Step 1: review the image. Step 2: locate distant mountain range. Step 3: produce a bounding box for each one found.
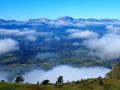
[1,16,120,25]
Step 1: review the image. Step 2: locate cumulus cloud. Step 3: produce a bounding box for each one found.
[66,29,120,60]
[67,30,99,39]
[106,25,120,31]
[0,29,20,35]
[83,32,120,60]
[0,29,48,36]
[0,29,50,42]
[0,38,19,54]
[25,35,37,42]
[15,30,38,36]
[66,29,81,33]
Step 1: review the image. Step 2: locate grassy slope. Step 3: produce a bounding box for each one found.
[1,79,120,90]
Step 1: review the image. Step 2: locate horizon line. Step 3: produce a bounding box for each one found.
[1,16,120,21]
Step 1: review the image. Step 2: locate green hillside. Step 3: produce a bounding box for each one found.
[106,62,120,79]
[1,79,120,90]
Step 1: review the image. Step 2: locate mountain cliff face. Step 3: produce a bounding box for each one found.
[0,16,120,25]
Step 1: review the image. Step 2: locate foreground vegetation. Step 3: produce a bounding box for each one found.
[1,78,120,90]
[1,62,120,90]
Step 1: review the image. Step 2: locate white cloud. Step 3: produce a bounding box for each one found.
[0,29,49,37]
[0,29,50,41]
[72,42,80,46]
[0,29,20,36]
[15,30,37,36]
[66,29,81,33]
[0,38,19,54]
[66,29,120,60]
[25,35,37,42]
[0,71,9,81]
[54,37,61,41]
[23,65,110,83]
[36,52,58,60]
[106,25,120,31]
[68,30,99,39]
[83,32,120,60]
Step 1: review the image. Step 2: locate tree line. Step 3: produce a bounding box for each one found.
[0,73,104,86]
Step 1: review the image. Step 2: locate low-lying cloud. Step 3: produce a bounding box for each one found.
[0,38,19,54]
[0,29,50,42]
[25,35,37,42]
[66,28,120,60]
[36,52,59,60]
[0,29,48,36]
[106,25,120,31]
[72,42,80,46]
[66,29,81,33]
[0,71,9,81]
[0,66,110,84]
[83,30,120,60]
[23,65,110,84]
[67,29,99,39]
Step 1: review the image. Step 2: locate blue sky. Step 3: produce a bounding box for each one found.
[0,0,120,20]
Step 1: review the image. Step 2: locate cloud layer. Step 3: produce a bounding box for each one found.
[23,65,110,83]
[1,27,120,60]
[0,38,19,54]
